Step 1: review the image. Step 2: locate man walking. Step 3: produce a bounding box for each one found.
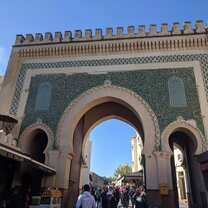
[76,184,96,208]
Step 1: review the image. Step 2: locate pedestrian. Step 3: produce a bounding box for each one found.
[134,186,147,208]
[91,186,98,202]
[99,186,107,208]
[121,186,129,208]
[104,190,117,208]
[76,184,96,208]
[95,187,101,208]
[129,186,136,208]
[114,186,120,206]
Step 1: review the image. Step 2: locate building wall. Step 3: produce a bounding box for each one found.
[1,21,208,207]
[131,135,143,172]
[131,136,138,172]
[91,172,104,187]
[174,147,188,202]
[16,67,203,140]
[0,76,4,91]
[81,138,92,186]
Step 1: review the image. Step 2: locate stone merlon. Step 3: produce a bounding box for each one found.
[14,20,208,46]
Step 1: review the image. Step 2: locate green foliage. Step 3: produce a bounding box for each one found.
[114,163,132,178]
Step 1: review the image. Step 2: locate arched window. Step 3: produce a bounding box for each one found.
[35,82,52,110]
[168,77,187,107]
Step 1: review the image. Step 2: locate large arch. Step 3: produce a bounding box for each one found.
[55,84,163,207]
[56,84,160,156]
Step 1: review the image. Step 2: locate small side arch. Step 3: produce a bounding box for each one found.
[161,117,207,155]
[18,120,54,164]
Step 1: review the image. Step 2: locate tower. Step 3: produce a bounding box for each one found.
[131,135,143,172]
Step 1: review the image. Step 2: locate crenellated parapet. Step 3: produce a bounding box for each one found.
[15,21,207,46]
[14,21,208,57]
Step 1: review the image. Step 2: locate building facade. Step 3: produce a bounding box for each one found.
[0,21,208,207]
[90,172,105,187]
[80,137,92,187]
[0,76,4,90]
[174,147,188,204]
[131,135,143,172]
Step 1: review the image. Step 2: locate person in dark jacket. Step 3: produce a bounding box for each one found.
[100,186,107,208]
[134,186,147,208]
[121,187,129,208]
[114,186,120,205]
[104,191,117,208]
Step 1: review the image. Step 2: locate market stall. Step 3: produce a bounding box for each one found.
[29,188,62,208]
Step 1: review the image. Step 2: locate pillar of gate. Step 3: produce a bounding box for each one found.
[50,146,73,208]
[144,151,175,208]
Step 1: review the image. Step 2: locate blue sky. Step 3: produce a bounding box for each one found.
[90,119,136,177]
[0,0,207,177]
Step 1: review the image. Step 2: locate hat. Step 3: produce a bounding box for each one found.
[106,191,113,195]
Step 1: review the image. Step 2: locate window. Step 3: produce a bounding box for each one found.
[168,77,187,107]
[35,82,52,110]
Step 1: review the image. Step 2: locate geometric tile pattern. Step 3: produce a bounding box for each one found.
[19,66,203,145]
[10,53,208,116]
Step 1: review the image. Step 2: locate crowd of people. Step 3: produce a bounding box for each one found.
[76,184,147,208]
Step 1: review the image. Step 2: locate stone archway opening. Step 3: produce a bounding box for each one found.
[67,100,145,207]
[81,118,144,188]
[169,130,198,208]
[29,130,48,163]
[56,85,159,208]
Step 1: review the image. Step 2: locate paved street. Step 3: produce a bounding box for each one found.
[115,200,188,208]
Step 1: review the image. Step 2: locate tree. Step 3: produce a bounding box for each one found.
[114,163,132,178]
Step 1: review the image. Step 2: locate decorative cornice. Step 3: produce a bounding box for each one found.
[161,117,208,153]
[15,21,208,58]
[56,84,161,151]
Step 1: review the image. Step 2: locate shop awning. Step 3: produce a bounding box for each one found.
[116,171,143,183]
[0,144,56,175]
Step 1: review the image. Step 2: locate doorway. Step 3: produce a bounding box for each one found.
[169,131,197,208]
[81,119,143,187]
[67,101,145,207]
